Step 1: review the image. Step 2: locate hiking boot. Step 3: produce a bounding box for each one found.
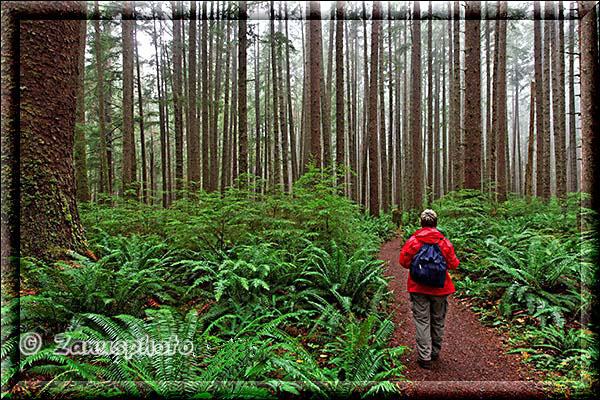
[417,359,432,369]
[431,353,439,361]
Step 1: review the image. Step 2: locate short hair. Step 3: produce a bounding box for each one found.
[420,209,438,227]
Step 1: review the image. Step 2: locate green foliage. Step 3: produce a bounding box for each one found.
[9,170,405,398]
[300,241,390,314]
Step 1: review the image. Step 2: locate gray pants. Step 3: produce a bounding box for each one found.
[409,292,449,362]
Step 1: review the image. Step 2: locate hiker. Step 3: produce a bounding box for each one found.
[398,209,459,369]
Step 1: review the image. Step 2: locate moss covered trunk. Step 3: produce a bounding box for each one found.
[17,2,88,261]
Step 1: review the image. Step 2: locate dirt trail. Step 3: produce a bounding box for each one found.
[381,236,552,399]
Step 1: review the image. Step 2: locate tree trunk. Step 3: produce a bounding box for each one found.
[451,0,461,191]
[368,1,382,217]
[221,22,232,193]
[8,2,89,260]
[322,9,335,171]
[335,1,345,187]
[379,24,388,213]
[171,1,183,199]
[270,2,281,188]
[525,81,536,197]
[387,4,394,207]
[187,1,200,188]
[134,21,148,203]
[553,1,567,198]
[75,16,90,202]
[308,1,322,170]
[350,21,358,201]
[201,1,209,190]
[433,33,441,199]
[463,2,482,191]
[285,3,298,184]
[579,1,599,211]
[211,12,224,192]
[122,1,135,198]
[410,1,423,209]
[485,1,492,190]
[426,1,433,203]
[152,16,168,207]
[278,15,290,192]
[568,4,578,192]
[394,14,403,208]
[361,2,369,207]
[238,0,248,185]
[442,17,448,196]
[94,2,110,195]
[533,1,544,197]
[254,24,261,186]
[494,1,508,201]
[403,16,411,207]
[540,1,552,199]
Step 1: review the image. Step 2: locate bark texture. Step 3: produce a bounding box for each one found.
[464,2,482,190]
[13,2,89,260]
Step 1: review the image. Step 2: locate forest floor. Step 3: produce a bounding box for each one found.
[380,236,558,399]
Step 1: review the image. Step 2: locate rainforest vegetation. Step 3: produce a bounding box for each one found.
[1,1,598,398]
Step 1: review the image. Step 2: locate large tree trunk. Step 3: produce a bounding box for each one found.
[254,25,261,187]
[394,15,403,208]
[4,2,89,261]
[368,1,382,216]
[75,16,90,203]
[122,1,135,198]
[578,1,599,212]
[485,2,492,190]
[494,1,508,201]
[211,11,224,192]
[568,4,578,193]
[361,2,369,207]
[270,2,281,188]
[277,16,290,192]
[525,81,536,197]
[187,1,200,188]
[221,22,232,193]
[94,2,110,196]
[171,1,183,199]
[335,1,345,187]
[464,1,482,190]
[378,24,388,213]
[433,35,441,200]
[134,21,148,203]
[533,1,544,197]
[322,10,334,171]
[387,4,394,207]
[426,1,433,203]
[540,1,552,199]
[411,1,423,210]
[308,1,322,170]
[553,1,567,198]
[284,3,298,184]
[237,0,248,185]
[403,16,411,206]
[451,0,461,191]
[152,16,168,207]
[201,1,209,190]
[442,17,448,196]
[350,21,359,201]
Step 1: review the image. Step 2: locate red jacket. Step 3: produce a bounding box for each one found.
[398,227,460,295]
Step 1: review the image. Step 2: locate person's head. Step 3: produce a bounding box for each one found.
[420,209,438,228]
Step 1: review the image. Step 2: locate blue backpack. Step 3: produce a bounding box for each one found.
[409,241,447,288]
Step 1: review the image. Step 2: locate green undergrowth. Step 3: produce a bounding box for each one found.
[400,190,598,397]
[3,168,406,399]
